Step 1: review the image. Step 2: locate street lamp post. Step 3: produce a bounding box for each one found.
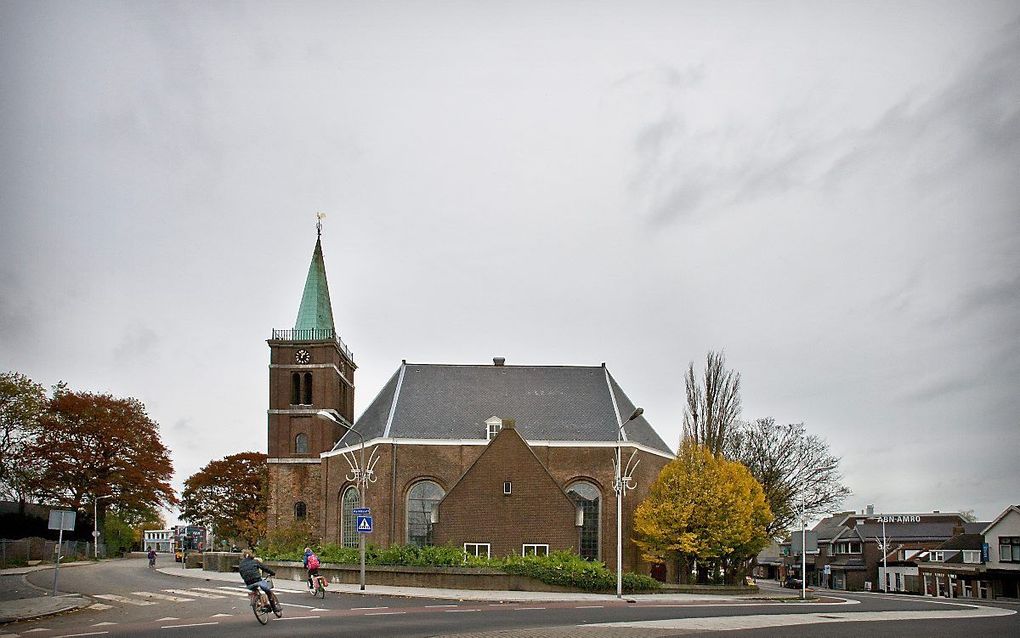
[615,407,644,599]
[317,410,371,591]
[93,495,112,559]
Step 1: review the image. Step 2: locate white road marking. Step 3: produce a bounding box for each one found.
[190,587,247,597]
[591,604,1017,632]
[131,592,193,602]
[310,608,329,612]
[365,611,406,616]
[89,623,116,627]
[154,618,178,622]
[53,633,108,638]
[159,622,219,629]
[281,602,317,610]
[210,614,232,618]
[24,630,51,634]
[515,607,547,611]
[352,606,388,610]
[425,604,458,608]
[92,594,156,606]
[444,609,480,613]
[163,589,223,599]
[276,616,321,621]
[576,605,604,609]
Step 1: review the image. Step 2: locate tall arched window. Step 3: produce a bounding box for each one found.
[406,480,445,547]
[340,486,361,548]
[567,481,601,560]
[295,433,308,454]
[302,372,313,405]
[294,501,307,519]
[291,373,301,405]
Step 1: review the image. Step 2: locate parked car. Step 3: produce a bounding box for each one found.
[784,576,803,589]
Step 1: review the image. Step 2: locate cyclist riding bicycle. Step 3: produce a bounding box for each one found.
[147,549,157,568]
[238,550,281,612]
[303,546,321,592]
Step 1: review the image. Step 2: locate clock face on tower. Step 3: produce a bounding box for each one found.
[295,349,311,364]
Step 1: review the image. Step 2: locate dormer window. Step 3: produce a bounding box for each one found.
[485,416,502,440]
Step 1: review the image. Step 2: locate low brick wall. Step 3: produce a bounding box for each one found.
[201,553,571,591]
[198,552,755,594]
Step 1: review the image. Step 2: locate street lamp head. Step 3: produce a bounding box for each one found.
[316,409,340,424]
[627,407,644,422]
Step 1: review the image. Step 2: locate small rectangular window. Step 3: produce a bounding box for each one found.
[487,422,501,440]
[503,481,512,495]
[464,543,490,559]
[522,544,549,556]
[962,550,981,564]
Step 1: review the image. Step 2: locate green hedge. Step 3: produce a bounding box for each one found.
[258,543,659,593]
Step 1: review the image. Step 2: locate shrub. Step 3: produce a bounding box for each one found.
[255,541,659,593]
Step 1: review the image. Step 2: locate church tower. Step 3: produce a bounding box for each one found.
[266,220,355,537]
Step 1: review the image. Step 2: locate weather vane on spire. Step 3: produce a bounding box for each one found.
[316,211,326,237]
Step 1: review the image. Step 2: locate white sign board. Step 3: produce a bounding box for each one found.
[48,510,76,531]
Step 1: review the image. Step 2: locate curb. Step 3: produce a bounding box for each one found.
[0,595,90,625]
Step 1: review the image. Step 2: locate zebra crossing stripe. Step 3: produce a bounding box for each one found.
[163,589,225,599]
[131,591,194,602]
[190,587,249,597]
[89,603,113,610]
[93,594,157,606]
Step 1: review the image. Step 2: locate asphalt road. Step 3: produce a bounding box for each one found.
[1,557,1016,637]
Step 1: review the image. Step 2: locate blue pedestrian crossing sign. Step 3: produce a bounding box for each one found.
[356,515,373,533]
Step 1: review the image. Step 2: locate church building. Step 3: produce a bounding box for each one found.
[266,228,675,574]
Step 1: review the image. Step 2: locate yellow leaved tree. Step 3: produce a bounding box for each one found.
[634,441,771,584]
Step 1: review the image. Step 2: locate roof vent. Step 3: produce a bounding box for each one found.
[493,357,505,366]
[866,504,874,516]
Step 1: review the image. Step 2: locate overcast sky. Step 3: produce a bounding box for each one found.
[2,1,1017,524]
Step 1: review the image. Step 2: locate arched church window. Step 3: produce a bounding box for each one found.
[291,373,301,405]
[295,433,308,454]
[567,481,601,560]
[406,480,445,547]
[340,486,361,548]
[294,501,307,519]
[303,372,313,405]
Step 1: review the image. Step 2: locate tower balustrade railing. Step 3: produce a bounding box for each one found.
[270,328,353,360]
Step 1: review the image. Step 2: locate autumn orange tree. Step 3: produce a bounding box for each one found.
[181,452,267,548]
[28,386,177,523]
[634,441,771,584]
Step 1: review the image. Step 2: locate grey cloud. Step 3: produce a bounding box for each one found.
[631,19,1020,226]
[113,326,160,363]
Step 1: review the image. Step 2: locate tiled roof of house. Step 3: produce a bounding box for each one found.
[343,362,673,455]
[936,533,984,551]
[853,521,966,541]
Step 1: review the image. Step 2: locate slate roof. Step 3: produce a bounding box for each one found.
[342,362,673,455]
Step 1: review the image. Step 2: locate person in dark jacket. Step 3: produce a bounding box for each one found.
[238,550,280,612]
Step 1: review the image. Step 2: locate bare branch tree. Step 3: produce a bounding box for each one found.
[682,351,741,455]
[726,417,851,539]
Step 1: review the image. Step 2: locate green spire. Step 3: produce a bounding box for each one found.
[294,231,336,333]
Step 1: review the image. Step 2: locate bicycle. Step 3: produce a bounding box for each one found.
[248,579,283,625]
[309,573,327,599]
